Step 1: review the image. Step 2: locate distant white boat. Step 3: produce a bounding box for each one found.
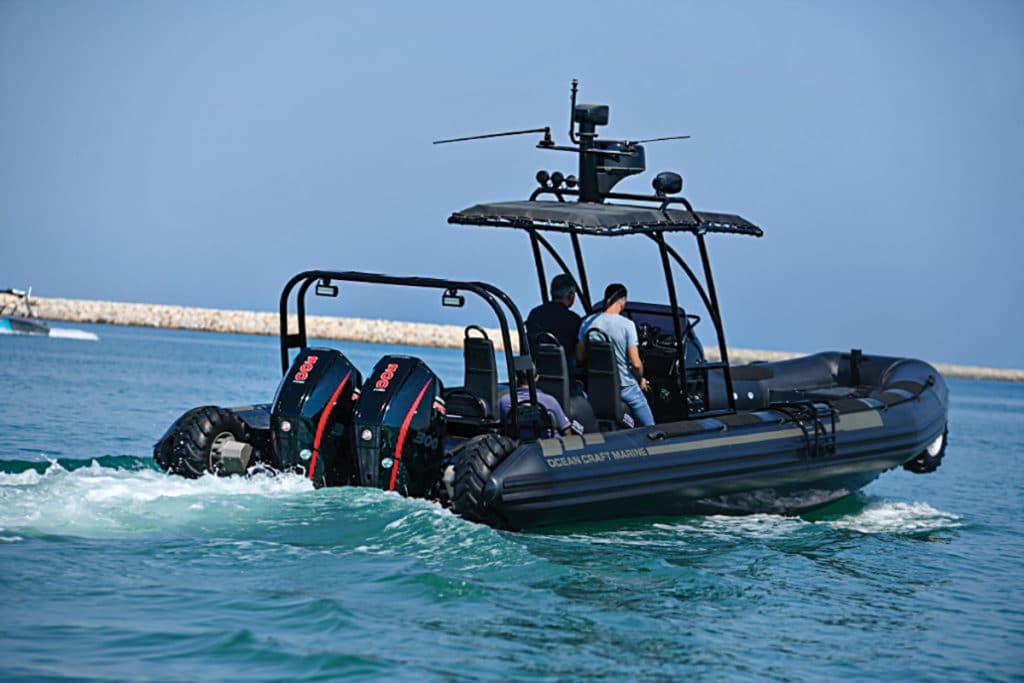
[1,287,98,341]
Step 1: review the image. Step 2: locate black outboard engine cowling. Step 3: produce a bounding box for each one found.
[271,348,362,487]
[352,355,446,497]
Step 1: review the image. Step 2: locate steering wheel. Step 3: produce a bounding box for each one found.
[651,314,701,350]
[637,322,660,348]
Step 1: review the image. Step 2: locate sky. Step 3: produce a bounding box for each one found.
[1,0,1022,368]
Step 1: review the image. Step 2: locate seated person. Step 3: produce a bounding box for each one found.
[577,283,655,427]
[526,273,584,394]
[499,368,573,441]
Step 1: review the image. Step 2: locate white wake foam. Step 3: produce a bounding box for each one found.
[0,468,46,486]
[819,500,962,534]
[0,460,312,538]
[0,459,963,541]
[652,513,810,540]
[649,500,961,539]
[47,327,100,341]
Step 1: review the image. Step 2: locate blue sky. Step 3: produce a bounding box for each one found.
[1,1,1022,368]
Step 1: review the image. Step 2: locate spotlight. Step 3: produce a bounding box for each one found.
[652,172,683,196]
[316,278,338,297]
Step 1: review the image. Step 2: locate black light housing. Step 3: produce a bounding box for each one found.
[442,289,465,308]
[315,278,339,297]
[536,170,550,186]
[652,171,683,196]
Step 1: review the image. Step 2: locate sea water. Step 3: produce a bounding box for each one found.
[1,325,1021,681]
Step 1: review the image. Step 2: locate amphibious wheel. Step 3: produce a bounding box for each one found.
[451,433,516,527]
[903,427,948,474]
[153,405,251,478]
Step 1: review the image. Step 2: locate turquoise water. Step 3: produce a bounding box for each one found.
[1,325,1021,681]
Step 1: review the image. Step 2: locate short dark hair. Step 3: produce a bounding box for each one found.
[551,273,576,299]
[515,368,533,386]
[603,283,627,307]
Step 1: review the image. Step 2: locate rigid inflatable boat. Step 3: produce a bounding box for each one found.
[1,288,99,340]
[1,288,50,336]
[154,83,949,530]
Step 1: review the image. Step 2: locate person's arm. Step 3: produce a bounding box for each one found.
[552,402,572,436]
[576,314,592,364]
[536,393,573,436]
[625,320,649,392]
[627,345,649,392]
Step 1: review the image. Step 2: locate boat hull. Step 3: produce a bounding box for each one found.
[0,316,50,336]
[480,355,949,529]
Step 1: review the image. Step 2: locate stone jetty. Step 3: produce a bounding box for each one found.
[7,293,1022,383]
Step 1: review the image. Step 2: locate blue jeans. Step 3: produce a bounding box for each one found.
[621,383,655,427]
[570,381,588,399]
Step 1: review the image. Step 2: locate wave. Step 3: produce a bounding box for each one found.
[0,458,314,539]
[814,499,963,534]
[646,496,963,539]
[0,454,157,475]
[0,456,962,544]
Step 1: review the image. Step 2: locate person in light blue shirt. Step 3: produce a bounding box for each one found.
[576,283,655,426]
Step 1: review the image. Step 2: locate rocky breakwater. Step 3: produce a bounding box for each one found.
[9,293,1023,382]
[17,294,508,350]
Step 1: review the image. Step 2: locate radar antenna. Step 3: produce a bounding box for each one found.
[433,127,554,147]
[629,134,692,144]
[433,80,694,203]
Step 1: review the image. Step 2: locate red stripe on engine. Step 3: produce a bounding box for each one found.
[309,369,353,482]
[388,378,433,492]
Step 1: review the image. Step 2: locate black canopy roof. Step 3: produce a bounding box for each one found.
[449,200,763,237]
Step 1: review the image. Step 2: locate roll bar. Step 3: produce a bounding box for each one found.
[440,81,762,417]
[278,270,538,432]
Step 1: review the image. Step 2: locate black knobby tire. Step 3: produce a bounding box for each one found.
[451,433,516,526]
[153,405,247,478]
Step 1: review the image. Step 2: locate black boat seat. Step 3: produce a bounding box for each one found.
[502,400,558,441]
[444,388,489,420]
[462,325,499,419]
[535,333,570,406]
[585,328,634,431]
[535,333,596,433]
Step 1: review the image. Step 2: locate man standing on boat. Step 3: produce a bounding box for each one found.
[576,283,654,426]
[526,273,583,392]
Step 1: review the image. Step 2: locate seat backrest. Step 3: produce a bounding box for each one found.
[463,326,499,419]
[534,332,571,410]
[585,328,624,425]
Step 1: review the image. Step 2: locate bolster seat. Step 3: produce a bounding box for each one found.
[585,329,632,431]
[535,333,596,433]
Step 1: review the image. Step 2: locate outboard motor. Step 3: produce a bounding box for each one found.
[271,348,362,487]
[352,355,446,497]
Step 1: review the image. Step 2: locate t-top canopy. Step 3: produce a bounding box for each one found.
[449,200,763,237]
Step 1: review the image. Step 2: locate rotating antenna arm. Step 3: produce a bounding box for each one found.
[433,127,553,146]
